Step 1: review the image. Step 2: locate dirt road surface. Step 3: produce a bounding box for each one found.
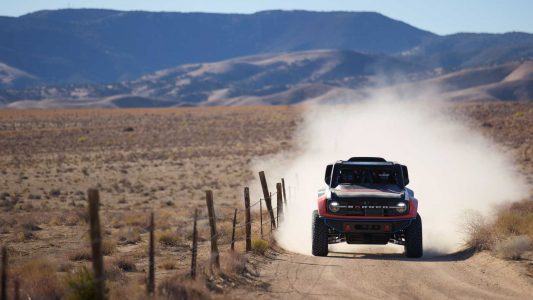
[230,245,533,299]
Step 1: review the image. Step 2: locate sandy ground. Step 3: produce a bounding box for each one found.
[232,248,533,299]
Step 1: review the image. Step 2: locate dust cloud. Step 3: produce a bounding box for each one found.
[252,87,529,255]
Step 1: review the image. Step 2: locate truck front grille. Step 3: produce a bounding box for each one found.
[329,197,407,216]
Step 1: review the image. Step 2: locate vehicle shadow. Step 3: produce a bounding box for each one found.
[327,248,475,262]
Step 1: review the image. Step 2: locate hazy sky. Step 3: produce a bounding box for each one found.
[1,0,532,35]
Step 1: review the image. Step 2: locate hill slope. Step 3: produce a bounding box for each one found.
[1,49,423,107]
[4,50,532,108]
[0,9,434,85]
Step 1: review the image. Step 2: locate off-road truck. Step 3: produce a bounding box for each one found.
[312,157,423,258]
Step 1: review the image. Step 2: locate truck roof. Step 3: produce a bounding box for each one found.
[334,157,395,166]
[335,161,395,166]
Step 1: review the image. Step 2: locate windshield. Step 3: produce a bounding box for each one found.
[331,164,401,188]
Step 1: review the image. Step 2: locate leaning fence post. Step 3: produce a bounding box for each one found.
[147,211,155,296]
[88,189,105,300]
[205,190,220,272]
[259,171,276,229]
[276,183,283,224]
[244,187,252,252]
[281,178,287,206]
[1,246,7,300]
[190,209,198,279]
[231,208,237,251]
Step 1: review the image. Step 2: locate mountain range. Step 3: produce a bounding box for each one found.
[0,9,532,107]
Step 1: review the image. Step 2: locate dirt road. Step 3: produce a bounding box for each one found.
[231,245,533,299]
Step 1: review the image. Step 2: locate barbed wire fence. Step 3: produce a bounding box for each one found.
[0,170,289,298]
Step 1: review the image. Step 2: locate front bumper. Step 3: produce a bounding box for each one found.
[323,217,414,245]
[323,217,413,234]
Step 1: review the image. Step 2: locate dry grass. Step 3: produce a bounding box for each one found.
[1,106,297,298]
[465,198,533,258]
[222,251,248,275]
[158,229,185,247]
[492,199,533,240]
[251,239,269,254]
[158,275,210,300]
[117,227,142,245]
[464,211,493,251]
[493,235,532,260]
[113,256,137,272]
[13,259,65,300]
[68,248,92,261]
[66,266,96,300]
[101,239,117,256]
[0,103,531,297]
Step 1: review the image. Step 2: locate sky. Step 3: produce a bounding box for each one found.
[1,0,532,35]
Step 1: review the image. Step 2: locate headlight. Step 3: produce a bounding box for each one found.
[328,201,340,213]
[396,202,407,213]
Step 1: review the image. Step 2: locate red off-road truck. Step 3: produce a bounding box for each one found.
[312,157,423,258]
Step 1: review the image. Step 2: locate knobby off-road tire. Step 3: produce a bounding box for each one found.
[312,210,328,256]
[404,213,423,258]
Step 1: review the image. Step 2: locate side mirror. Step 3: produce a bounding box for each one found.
[401,165,409,186]
[324,164,333,185]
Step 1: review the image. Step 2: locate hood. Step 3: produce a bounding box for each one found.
[331,184,403,199]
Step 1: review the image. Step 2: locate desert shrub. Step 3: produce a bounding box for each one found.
[514,111,525,118]
[69,249,91,261]
[14,259,65,300]
[160,259,177,270]
[493,235,532,260]
[252,239,269,254]
[66,267,97,300]
[464,211,493,251]
[21,220,41,231]
[105,263,125,282]
[117,227,142,245]
[75,209,90,223]
[13,228,36,242]
[158,230,183,247]
[223,251,247,275]
[493,199,533,240]
[101,239,117,256]
[123,213,148,228]
[65,213,81,226]
[114,256,137,272]
[108,280,145,300]
[158,276,210,300]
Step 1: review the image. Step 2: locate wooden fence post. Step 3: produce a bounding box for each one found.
[270,192,273,232]
[13,279,19,300]
[231,208,237,251]
[259,197,263,239]
[281,178,287,206]
[259,171,276,229]
[276,183,283,224]
[190,209,198,279]
[1,247,7,300]
[87,189,105,300]
[147,211,155,296]
[244,187,252,252]
[205,190,220,271]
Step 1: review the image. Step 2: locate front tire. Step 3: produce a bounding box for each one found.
[312,210,328,256]
[404,213,423,258]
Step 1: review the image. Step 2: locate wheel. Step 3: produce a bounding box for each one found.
[312,210,328,256]
[404,213,423,258]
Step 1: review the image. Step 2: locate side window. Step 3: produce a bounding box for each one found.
[401,165,409,186]
[324,164,333,185]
